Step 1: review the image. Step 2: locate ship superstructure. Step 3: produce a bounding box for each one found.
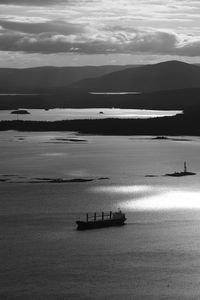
[76,210,126,230]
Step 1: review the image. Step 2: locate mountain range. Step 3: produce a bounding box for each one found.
[1,60,200,110]
[71,60,200,93]
[0,65,135,93]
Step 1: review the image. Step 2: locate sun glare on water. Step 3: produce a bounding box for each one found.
[122,190,200,211]
[93,185,200,211]
[94,185,151,194]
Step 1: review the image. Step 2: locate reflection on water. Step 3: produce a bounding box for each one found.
[124,190,200,211]
[0,108,182,121]
[90,92,141,95]
[40,152,67,157]
[92,185,151,194]
[93,185,200,211]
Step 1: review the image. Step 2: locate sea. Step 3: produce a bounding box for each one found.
[1,130,200,299]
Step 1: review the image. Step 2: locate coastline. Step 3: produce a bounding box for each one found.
[0,113,199,135]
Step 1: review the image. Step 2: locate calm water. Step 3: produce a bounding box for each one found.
[0,108,182,121]
[1,131,200,299]
[90,92,141,95]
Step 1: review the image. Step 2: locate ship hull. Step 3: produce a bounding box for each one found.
[76,218,126,230]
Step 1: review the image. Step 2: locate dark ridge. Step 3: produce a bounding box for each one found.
[71,60,200,93]
[0,65,137,93]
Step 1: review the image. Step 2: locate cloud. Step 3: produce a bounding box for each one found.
[0,23,200,57]
[0,19,86,35]
[0,0,200,63]
[176,40,200,57]
[0,0,67,5]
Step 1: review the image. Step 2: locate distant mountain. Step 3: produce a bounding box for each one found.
[0,65,137,93]
[71,61,200,93]
[1,60,200,111]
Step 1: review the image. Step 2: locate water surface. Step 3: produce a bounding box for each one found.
[0,108,182,121]
[1,132,200,299]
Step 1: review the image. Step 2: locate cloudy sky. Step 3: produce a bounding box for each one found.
[0,0,200,67]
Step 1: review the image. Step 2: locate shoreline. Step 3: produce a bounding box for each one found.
[0,114,199,135]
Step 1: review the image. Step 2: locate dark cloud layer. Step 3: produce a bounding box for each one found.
[0,20,85,35]
[0,0,67,5]
[0,27,199,57]
[0,1,200,59]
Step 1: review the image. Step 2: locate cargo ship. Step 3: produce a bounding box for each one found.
[76,210,126,230]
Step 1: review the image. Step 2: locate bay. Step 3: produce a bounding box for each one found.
[1,131,200,299]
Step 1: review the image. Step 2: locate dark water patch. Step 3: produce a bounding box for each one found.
[35,177,52,181]
[32,177,95,183]
[152,136,169,140]
[46,142,87,144]
[14,136,25,138]
[171,138,192,142]
[0,174,18,182]
[152,136,192,142]
[1,174,17,177]
[129,136,193,142]
[55,138,88,142]
[63,178,94,183]
[47,137,88,144]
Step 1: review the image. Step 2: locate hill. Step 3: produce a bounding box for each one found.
[71,61,200,93]
[0,65,136,93]
[1,61,200,111]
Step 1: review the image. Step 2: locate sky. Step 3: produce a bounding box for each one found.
[0,0,200,67]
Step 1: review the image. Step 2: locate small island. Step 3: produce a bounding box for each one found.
[165,162,196,177]
[11,109,30,115]
[11,109,30,121]
[153,136,169,140]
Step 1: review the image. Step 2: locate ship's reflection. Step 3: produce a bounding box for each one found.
[93,185,200,211]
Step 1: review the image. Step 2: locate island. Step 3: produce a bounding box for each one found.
[11,109,30,115]
[165,162,196,177]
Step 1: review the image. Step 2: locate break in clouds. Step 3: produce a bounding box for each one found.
[0,0,200,58]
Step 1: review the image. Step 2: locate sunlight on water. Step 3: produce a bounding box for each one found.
[40,152,67,157]
[92,185,151,194]
[90,92,141,95]
[123,190,200,211]
[93,185,200,211]
[0,108,182,121]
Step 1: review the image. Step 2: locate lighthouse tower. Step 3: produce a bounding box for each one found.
[184,161,187,173]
